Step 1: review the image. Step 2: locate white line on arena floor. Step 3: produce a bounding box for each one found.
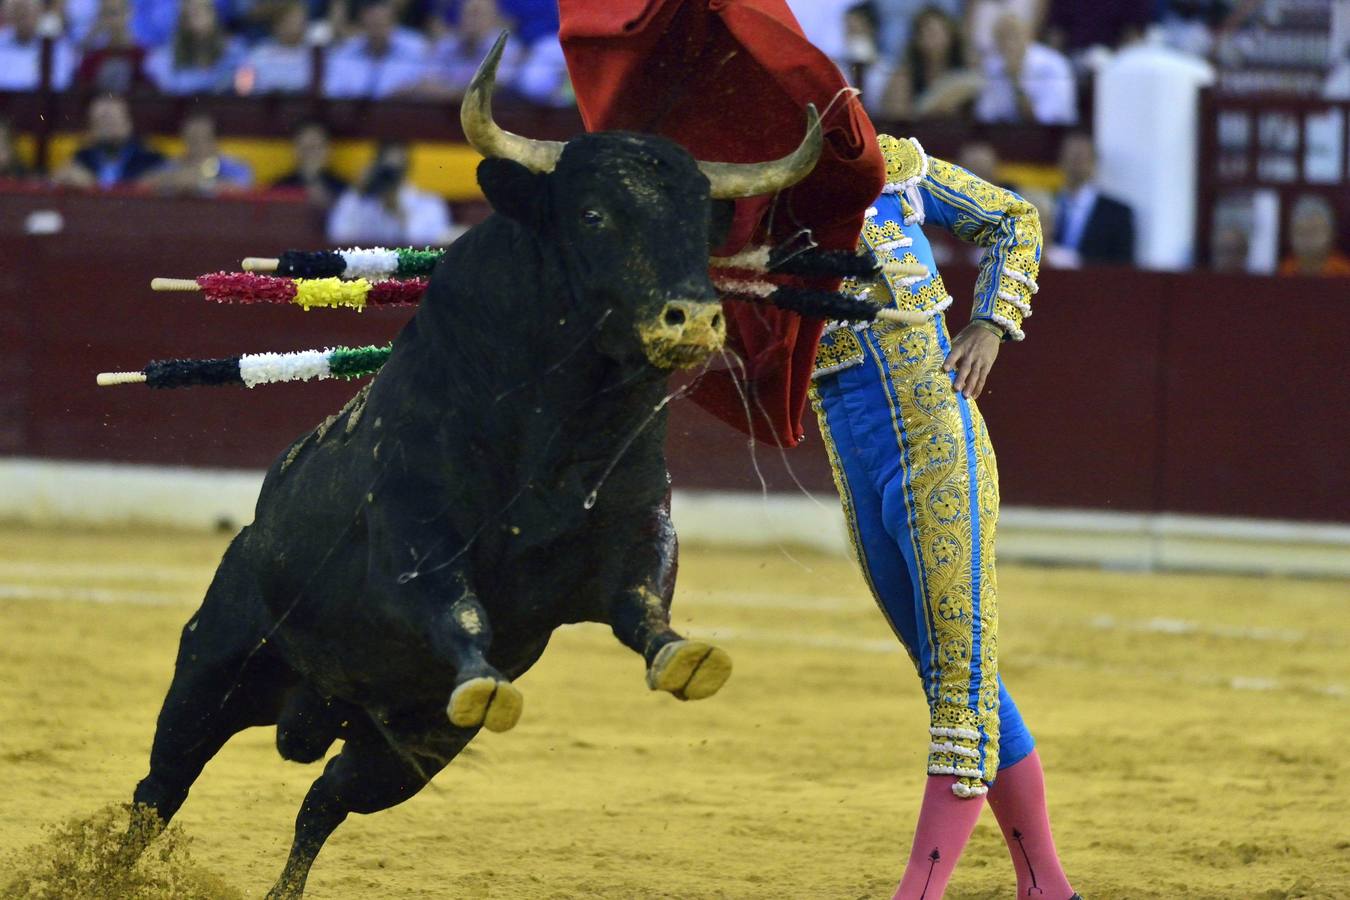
[679,592,863,612]
[0,583,195,606]
[1088,613,1307,643]
[6,578,1342,701]
[0,559,208,584]
[0,570,1324,648]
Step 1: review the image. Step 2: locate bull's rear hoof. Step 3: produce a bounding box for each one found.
[647,640,732,701]
[448,677,523,732]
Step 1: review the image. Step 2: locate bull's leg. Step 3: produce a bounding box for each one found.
[433,594,523,733]
[606,496,732,701]
[610,584,733,701]
[267,721,467,899]
[129,630,286,855]
[128,539,286,855]
[369,496,525,733]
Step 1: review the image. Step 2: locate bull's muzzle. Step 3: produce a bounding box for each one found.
[639,300,727,369]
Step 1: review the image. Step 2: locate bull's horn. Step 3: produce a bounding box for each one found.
[461,32,565,173]
[698,105,823,200]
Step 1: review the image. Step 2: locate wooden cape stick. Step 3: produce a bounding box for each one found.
[875,308,930,325]
[151,278,201,291]
[96,371,149,386]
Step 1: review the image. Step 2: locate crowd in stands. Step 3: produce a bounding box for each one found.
[0,1,1345,273]
[793,0,1348,124]
[4,0,1336,109]
[7,92,456,245]
[0,0,570,103]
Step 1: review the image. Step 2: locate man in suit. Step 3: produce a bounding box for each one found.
[1052,132,1135,266]
[50,94,166,189]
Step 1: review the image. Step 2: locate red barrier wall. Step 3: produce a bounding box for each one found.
[1,189,1346,522]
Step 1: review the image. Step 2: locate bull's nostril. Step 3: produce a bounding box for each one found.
[710,313,722,329]
[664,306,687,327]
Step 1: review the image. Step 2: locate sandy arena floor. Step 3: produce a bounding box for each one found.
[0,524,1346,899]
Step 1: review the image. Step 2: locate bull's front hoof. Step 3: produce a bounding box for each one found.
[448,676,523,732]
[646,640,732,701]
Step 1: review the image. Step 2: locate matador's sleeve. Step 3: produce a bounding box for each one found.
[915,153,1042,341]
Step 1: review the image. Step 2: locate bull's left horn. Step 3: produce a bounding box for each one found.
[461,32,565,173]
[698,105,824,200]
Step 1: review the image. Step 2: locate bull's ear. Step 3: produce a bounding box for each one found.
[477,158,546,226]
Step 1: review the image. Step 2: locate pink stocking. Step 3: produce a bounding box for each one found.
[891,776,985,900]
[987,750,1075,898]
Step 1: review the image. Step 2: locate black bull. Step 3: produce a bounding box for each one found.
[125,43,823,898]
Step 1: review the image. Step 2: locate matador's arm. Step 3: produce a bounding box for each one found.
[886,135,1043,341]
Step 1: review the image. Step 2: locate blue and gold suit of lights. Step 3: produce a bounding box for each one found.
[811,135,1042,798]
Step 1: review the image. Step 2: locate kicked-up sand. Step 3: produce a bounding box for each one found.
[0,525,1346,899]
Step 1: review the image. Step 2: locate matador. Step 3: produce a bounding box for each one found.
[811,133,1081,899]
[557,2,1082,896]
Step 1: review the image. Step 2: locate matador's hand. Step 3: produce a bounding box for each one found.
[943,322,1002,400]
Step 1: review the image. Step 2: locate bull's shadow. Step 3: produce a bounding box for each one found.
[124,36,822,898]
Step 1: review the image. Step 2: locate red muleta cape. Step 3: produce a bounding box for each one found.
[558,0,884,447]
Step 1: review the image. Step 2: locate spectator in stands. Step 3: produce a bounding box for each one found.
[238,0,313,94]
[1019,185,1079,268]
[72,0,150,94]
[0,0,76,91]
[271,119,348,209]
[323,0,428,99]
[874,6,982,119]
[494,0,558,46]
[144,0,245,94]
[1279,195,1350,277]
[61,0,99,44]
[966,0,1047,58]
[784,0,855,64]
[142,112,253,196]
[1042,0,1152,56]
[123,0,271,48]
[425,0,560,43]
[129,0,183,48]
[1325,35,1350,99]
[1152,0,1249,59]
[414,0,518,100]
[1050,132,1134,266]
[956,140,1000,185]
[0,116,33,180]
[974,12,1077,124]
[327,140,452,245]
[842,1,881,72]
[872,0,965,60]
[51,94,165,189]
[514,34,572,106]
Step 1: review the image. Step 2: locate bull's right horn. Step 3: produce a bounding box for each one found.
[461,32,565,173]
[697,105,824,200]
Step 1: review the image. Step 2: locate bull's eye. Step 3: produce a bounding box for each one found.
[581,208,605,227]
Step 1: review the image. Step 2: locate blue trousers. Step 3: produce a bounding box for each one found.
[812,314,1034,794]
